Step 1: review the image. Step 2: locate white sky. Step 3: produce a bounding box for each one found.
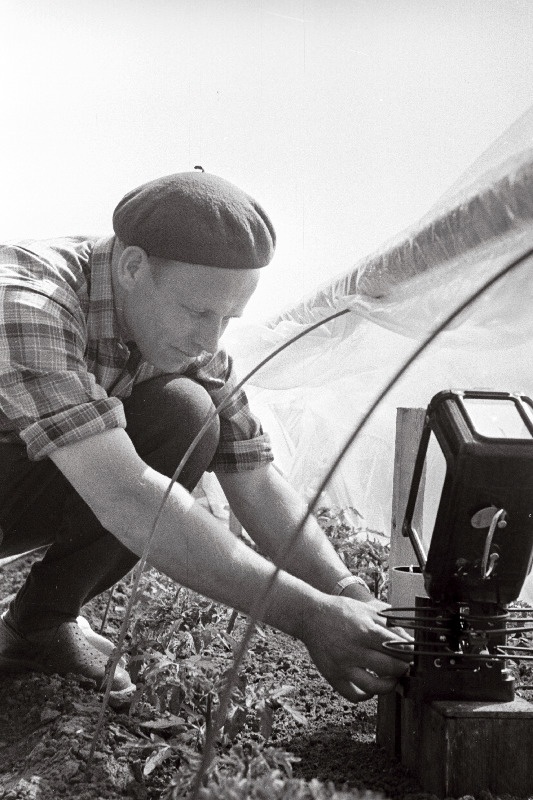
[2,0,533,320]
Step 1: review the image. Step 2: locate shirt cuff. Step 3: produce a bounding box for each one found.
[211,432,274,472]
[20,398,127,461]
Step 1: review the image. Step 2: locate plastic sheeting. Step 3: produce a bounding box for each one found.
[220,106,533,600]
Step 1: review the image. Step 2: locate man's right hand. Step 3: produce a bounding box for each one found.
[301,593,413,702]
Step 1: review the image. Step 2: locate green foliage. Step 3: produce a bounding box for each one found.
[316,507,390,600]
[111,506,391,794]
[194,774,386,800]
[119,575,309,788]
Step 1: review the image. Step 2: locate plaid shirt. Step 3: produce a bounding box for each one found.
[0,236,273,470]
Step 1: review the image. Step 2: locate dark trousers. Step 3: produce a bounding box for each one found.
[0,376,220,632]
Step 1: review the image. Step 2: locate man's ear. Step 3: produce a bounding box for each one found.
[116,246,149,289]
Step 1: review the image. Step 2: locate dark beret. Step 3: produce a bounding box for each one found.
[112,171,276,270]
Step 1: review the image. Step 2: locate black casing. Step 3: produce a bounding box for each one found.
[404,390,533,604]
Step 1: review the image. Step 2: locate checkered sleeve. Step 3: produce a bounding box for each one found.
[0,285,126,460]
[189,349,273,472]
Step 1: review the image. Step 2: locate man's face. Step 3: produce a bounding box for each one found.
[117,250,260,372]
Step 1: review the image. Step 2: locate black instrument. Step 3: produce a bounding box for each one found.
[383,390,533,701]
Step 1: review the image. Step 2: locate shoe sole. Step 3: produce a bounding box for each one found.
[0,616,136,697]
[0,653,136,701]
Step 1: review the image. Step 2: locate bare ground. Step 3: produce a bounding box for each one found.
[0,553,529,800]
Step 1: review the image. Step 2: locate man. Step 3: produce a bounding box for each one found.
[0,171,410,702]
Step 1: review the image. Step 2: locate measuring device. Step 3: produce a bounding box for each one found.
[383,389,533,701]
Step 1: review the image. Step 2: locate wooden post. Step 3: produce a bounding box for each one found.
[388,407,427,607]
[377,407,426,755]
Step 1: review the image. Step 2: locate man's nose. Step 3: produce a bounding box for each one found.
[194,315,222,353]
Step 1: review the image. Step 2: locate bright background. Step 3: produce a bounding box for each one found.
[2,0,533,320]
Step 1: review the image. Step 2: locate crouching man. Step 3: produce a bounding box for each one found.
[0,171,410,701]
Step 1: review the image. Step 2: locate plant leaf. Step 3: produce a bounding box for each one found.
[143,745,173,776]
[140,715,186,732]
[268,684,295,701]
[279,702,307,725]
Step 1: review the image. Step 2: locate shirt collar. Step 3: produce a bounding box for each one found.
[86,235,124,343]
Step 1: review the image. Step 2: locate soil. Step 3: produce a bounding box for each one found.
[0,553,531,800]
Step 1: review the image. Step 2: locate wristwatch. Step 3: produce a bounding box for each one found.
[332,574,370,596]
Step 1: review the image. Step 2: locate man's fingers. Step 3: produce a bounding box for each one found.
[384,623,413,642]
[306,595,415,704]
[373,611,413,642]
[369,614,414,656]
[334,679,374,704]
[333,669,397,703]
[363,648,411,678]
[366,602,414,643]
[375,626,415,663]
[393,626,413,642]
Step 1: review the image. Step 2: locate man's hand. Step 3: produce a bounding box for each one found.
[339,579,411,643]
[302,593,413,703]
[339,578,390,614]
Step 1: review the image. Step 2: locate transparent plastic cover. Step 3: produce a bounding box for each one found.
[220,105,533,602]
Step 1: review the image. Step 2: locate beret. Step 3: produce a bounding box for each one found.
[112,171,276,270]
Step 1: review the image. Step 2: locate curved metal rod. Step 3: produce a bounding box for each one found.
[484,625,533,634]
[499,644,533,652]
[382,640,492,658]
[508,609,533,617]
[380,608,511,623]
[379,620,530,636]
[189,245,533,797]
[88,307,351,763]
[381,611,533,635]
[382,640,533,661]
[385,622,459,634]
[380,611,533,633]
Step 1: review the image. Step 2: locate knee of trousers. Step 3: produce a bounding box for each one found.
[124,375,221,485]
